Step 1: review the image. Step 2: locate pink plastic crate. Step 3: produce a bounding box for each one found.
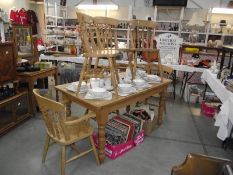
[93,130,144,160]
[201,101,216,118]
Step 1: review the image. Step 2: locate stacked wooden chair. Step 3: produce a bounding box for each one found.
[129,19,163,81]
[33,89,99,175]
[76,13,122,95]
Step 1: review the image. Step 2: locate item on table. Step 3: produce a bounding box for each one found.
[133,79,145,87]
[17,63,40,72]
[194,59,211,68]
[118,83,132,93]
[104,78,111,87]
[146,74,161,82]
[88,87,106,98]
[90,78,100,88]
[136,69,147,78]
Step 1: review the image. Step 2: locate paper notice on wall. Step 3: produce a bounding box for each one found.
[156,33,182,65]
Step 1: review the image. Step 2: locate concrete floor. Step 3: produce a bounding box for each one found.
[0,96,233,175]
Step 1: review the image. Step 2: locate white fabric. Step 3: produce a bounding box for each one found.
[40,55,206,73]
[201,69,233,140]
[201,70,231,102]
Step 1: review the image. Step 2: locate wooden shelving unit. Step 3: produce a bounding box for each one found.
[0,91,32,135]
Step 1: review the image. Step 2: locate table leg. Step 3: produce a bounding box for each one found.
[202,83,208,100]
[180,72,186,95]
[62,95,71,117]
[96,110,108,164]
[180,72,196,100]
[180,72,188,99]
[228,52,233,69]
[157,88,166,125]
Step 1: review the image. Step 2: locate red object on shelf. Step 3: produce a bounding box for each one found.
[37,38,44,46]
[93,130,144,160]
[201,101,216,118]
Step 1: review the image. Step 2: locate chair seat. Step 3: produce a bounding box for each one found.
[47,116,94,145]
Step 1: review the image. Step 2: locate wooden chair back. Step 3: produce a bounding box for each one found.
[129,19,156,50]
[33,89,68,140]
[76,12,94,54]
[172,153,232,175]
[93,16,120,50]
[34,89,91,142]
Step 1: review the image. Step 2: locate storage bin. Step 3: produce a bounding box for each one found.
[201,101,216,118]
[93,130,144,160]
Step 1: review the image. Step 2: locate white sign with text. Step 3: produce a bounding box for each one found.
[156,33,182,64]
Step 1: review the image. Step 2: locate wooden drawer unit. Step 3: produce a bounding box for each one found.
[0,91,32,135]
[0,42,16,84]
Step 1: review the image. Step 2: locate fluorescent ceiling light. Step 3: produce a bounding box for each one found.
[77,4,118,10]
[212,8,233,14]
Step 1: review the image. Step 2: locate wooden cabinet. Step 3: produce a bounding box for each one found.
[0,91,32,135]
[0,42,16,84]
[0,42,32,135]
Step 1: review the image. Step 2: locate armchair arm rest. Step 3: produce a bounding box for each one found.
[64,112,95,126]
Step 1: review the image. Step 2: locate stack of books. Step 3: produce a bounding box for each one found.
[106,114,143,145]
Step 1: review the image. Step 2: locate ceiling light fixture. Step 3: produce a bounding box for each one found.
[76,0,118,10]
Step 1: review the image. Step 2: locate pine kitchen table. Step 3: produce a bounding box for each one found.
[55,78,171,163]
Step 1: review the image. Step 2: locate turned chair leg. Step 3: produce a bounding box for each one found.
[42,134,50,163]
[89,136,100,165]
[77,58,88,95]
[61,146,66,175]
[108,57,118,95]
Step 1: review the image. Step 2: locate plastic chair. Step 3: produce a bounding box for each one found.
[33,89,99,175]
[171,153,233,175]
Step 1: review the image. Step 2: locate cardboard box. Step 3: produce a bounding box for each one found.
[93,130,144,160]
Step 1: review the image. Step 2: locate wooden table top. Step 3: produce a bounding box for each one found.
[16,67,57,77]
[55,79,171,111]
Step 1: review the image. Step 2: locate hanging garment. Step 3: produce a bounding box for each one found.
[18,8,28,25]
[9,9,20,24]
[27,10,38,35]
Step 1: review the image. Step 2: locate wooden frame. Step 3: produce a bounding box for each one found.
[12,25,34,63]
